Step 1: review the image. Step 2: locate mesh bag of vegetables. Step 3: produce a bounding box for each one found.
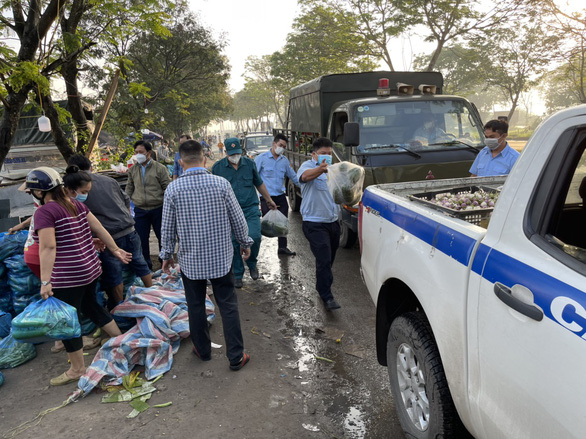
[0,231,27,263]
[11,296,81,344]
[261,209,289,238]
[0,333,36,368]
[326,162,365,205]
[0,311,11,338]
[5,255,42,314]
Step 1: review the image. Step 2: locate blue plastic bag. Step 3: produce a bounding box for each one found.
[0,369,4,386]
[0,231,28,262]
[4,254,41,298]
[11,297,81,344]
[0,312,10,338]
[0,334,36,368]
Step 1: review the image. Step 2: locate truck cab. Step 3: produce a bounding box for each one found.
[281,72,485,248]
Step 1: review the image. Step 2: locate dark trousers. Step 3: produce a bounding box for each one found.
[181,270,244,364]
[260,194,289,249]
[52,279,112,353]
[302,221,341,303]
[134,206,163,270]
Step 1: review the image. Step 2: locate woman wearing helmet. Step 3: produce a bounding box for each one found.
[26,166,132,386]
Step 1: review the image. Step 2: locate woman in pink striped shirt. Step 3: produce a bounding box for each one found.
[26,166,132,386]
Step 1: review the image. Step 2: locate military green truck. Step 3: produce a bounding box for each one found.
[280,71,486,247]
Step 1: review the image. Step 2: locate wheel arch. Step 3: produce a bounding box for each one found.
[376,278,423,366]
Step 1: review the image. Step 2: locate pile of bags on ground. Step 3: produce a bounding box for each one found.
[0,231,41,316]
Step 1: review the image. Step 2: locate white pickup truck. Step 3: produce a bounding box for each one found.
[359,105,586,438]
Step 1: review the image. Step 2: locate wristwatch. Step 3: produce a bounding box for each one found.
[41,281,51,286]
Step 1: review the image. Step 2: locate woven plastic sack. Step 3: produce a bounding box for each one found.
[11,297,81,344]
[0,311,10,338]
[261,209,289,238]
[326,161,365,206]
[0,231,28,262]
[0,334,36,368]
[4,254,41,298]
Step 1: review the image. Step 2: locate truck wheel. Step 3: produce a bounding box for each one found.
[387,312,469,439]
[288,179,301,212]
[339,220,357,248]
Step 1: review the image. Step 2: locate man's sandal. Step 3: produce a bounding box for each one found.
[229,353,250,371]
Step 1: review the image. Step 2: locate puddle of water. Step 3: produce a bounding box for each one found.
[344,406,366,438]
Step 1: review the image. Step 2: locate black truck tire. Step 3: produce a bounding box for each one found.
[387,312,469,439]
[288,179,301,212]
[339,220,358,248]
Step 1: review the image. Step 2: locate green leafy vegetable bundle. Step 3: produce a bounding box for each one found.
[327,162,365,205]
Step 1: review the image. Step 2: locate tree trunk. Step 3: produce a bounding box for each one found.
[0,88,32,167]
[38,92,76,161]
[426,39,446,71]
[62,59,91,153]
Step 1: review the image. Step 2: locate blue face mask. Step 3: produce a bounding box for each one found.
[317,154,332,165]
[75,192,88,203]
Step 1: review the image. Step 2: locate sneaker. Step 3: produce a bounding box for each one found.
[325,299,341,311]
[229,352,250,371]
[192,346,211,361]
[234,278,243,289]
[249,267,259,280]
[278,248,296,256]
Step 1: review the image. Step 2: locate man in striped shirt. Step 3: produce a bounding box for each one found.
[160,140,252,371]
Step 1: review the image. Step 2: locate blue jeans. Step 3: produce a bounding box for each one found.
[232,207,261,279]
[181,270,244,364]
[99,230,151,288]
[302,221,341,303]
[134,206,163,270]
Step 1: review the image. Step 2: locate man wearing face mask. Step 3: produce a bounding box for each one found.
[212,138,277,289]
[255,133,300,256]
[297,137,341,311]
[470,119,520,177]
[126,140,171,270]
[67,154,153,310]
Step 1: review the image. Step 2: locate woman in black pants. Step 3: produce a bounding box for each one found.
[26,166,132,386]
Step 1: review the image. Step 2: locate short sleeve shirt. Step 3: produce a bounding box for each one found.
[469,144,520,177]
[297,160,339,223]
[33,200,101,288]
[212,157,263,210]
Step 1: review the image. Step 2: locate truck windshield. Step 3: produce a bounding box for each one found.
[354,100,484,153]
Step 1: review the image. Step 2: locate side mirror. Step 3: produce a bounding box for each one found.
[344,122,360,147]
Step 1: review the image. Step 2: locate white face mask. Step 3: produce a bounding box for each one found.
[135,153,147,164]
[485,138,500,150]
[228,154,241,164]
[275,146,285,155]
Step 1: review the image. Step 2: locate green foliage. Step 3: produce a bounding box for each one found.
[7,62,50,94]
[100,11,230,140]
[270,4,378,94]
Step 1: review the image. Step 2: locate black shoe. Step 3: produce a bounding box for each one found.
[249,267,259,280]
[234,278,243,288]
[229,352,250,371]
[278,248,296,256]
[192,347,211,361]
[325,299,341,311]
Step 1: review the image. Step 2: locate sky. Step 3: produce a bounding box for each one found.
[191,0,586,95]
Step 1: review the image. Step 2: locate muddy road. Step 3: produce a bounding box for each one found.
[0,211,403,439]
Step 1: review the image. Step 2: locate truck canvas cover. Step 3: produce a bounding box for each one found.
[289,71,444,134]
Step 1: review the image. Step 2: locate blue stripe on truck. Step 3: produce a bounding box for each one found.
[362,190,477,266]
[363,190,586,341]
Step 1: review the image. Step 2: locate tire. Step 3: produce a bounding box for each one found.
[387,312,469,439]
[339,220,357,248]
[288,179,301,212]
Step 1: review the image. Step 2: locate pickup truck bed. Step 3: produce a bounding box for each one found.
[359,104,586,439]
